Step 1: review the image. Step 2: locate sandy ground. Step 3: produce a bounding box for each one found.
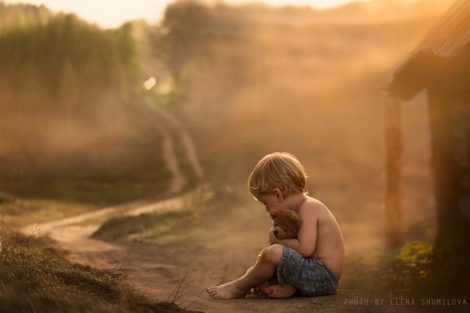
[20,109,429,313]
[22,190,405,313]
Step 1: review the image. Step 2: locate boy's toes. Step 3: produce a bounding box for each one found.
[206,286,217,297]
[266,288,279,299]
[259,284,271,296]
[266,284,296,299]
[264,286,273,296]
[206,282,246,299]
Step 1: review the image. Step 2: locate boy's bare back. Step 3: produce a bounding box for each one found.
[298,196,344,280]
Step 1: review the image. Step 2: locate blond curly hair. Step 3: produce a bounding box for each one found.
[248,152,307,197]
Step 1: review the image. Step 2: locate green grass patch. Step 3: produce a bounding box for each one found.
[390,241,434,292]
[93,185,243,245]
[92,211,193,242]
[377,241,435,297]
[0,230,201,313]
[0,196,97,227]
[384,240,459,297]
[385,233,470,297]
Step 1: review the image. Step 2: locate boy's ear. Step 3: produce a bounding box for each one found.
[272,188,284,202]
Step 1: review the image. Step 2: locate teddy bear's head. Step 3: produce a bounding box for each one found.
[270,209,302,240]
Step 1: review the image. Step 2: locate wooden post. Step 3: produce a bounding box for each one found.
[427,92,465,233]
[385,95,404,246]
[427,90,470,294]
[467,131,470,167]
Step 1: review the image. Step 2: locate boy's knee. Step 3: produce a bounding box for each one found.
[257,244,283,264]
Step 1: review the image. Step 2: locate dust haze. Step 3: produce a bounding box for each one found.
[175,0,452,238]
[0,1,459,311]
[0,0,452,234]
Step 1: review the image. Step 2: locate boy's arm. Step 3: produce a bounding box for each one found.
[270,208,317,257]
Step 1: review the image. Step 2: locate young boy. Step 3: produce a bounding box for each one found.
[207,152,344,299]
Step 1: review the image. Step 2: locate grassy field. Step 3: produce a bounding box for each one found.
[0,103,173,204]
[0,106,175,228]
[0,3,175,211]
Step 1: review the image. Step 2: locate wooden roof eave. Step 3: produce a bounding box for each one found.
[383,0,470,102]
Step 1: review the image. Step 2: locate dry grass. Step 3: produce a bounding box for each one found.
[0,229,201,313]
[0,196,96,227]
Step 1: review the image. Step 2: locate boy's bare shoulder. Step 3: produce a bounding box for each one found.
[299,196,333,222]
[301,196,328,212]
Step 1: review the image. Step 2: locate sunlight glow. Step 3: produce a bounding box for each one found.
[4,0,374,28]
[143,77,157,90]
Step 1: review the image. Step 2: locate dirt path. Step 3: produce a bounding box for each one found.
[160,121,186,195]
[20,105,204,273]
[20,108,402,313]
[22,98,205,232]
[22,192,394,313]
[27,196,390,313]
[145,96,205,184]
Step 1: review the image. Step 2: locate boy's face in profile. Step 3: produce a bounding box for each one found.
[254,189,286,215]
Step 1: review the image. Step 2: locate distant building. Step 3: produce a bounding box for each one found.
[385,0,469,241]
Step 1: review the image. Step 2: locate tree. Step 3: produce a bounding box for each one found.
[153,0,216,82]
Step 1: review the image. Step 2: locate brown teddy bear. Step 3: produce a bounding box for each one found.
[270,209,302,240]
[250,209,303,297]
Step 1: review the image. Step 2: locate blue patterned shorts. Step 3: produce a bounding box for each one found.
[276,246,339,296]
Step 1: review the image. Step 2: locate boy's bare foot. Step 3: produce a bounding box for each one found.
[265,284,296,299]
[206,281,246,299]
[258,282,271,296]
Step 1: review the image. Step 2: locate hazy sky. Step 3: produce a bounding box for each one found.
[5,0,373,27]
